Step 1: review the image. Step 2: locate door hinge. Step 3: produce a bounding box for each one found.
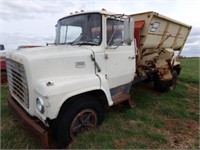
[104,53,109,59]
[91,54,101,72]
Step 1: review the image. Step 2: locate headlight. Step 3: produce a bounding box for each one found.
[36,97,45,114]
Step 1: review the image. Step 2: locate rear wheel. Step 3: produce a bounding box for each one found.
[56,96,104,148]
[154,70,177,92]
[169,70,177,90]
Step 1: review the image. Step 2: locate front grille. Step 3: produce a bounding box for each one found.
[6,59,29,108]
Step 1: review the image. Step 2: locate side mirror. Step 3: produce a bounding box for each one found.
[124,17,134,44]
[0,44,5,50]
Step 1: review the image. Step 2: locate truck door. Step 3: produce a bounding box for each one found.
[106,18,136,89]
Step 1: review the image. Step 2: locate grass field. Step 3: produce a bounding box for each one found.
[1,58,199,149]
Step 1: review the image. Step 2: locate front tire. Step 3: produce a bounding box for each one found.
[56,96,105,148]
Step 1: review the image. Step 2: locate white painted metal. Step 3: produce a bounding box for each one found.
[105,45,135,89]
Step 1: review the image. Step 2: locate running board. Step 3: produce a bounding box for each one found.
[112,93,135,108]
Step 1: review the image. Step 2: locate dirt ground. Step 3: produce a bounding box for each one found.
[163,119,199,149]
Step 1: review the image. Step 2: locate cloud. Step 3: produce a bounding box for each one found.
[183,42,200,56]
[187,27,200,43]
[181,27,200,56]
[1,0,73,21]
[1,32,54,50]
[1,0,199,57]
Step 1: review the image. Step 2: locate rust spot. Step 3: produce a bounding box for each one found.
[157,65,172,81]
[112,93,136,108]
[46,82,54,86]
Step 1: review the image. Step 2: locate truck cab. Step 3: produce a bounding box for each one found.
[7,10,136,148]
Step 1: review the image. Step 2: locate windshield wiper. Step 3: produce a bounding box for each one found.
[57,41,98,46]
[72,41,98,46]
[57,42,74,45]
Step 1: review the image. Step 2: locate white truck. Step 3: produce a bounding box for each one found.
[6,10,191,148]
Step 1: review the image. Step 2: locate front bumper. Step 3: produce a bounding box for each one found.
[8,94,54,148]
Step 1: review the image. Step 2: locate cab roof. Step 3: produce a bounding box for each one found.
[58,10,120,21]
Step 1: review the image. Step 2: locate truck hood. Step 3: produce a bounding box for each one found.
[7,45,93,60]
[6,45,96,84]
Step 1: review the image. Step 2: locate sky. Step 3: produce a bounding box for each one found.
[0,0,200,57]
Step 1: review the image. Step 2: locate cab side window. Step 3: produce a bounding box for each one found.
[106,18,124,46]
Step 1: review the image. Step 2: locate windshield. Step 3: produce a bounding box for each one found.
[55,13,102,46]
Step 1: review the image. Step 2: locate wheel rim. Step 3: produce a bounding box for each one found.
[70,109,97,139]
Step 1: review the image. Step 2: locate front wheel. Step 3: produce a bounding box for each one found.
[56,96,105,148]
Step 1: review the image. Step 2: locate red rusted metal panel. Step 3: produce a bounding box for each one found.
[1,57,7,85]
[0,57,6,70]
[134,20,145,48]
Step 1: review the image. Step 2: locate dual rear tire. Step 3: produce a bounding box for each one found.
[154,70,177,92]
